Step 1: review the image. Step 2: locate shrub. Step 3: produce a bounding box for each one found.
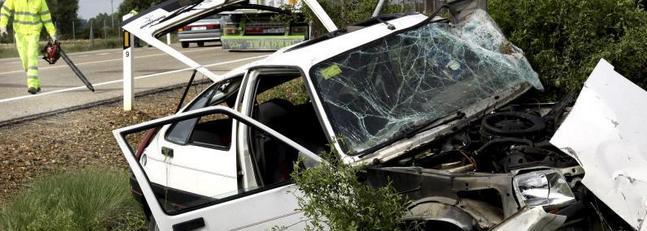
[291,154,411,231]
[489,0,647,96]
[0,168,146,231]
[302,0,409,36]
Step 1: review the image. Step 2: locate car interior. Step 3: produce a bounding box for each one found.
[250,73,329,186]
[153,73,329,212]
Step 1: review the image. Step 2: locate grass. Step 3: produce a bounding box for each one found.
[0,168,147,231]
[0,38,123,59]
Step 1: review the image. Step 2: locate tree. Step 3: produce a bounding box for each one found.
[82,12,121,39]
[118,0,165,16]
[489,0,647,95]
[47,0,80,39]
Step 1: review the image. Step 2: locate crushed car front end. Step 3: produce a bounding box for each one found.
[300,4,634,230]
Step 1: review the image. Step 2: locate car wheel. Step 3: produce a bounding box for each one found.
[148,215,160,231]
[197,42,205,47]
[181,42,189,48]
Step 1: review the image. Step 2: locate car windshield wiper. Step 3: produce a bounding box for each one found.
[358,111,466,158]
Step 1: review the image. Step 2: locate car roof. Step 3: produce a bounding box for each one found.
[240,13,429,74]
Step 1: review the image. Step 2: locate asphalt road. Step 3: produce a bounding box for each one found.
[0,43,269,123]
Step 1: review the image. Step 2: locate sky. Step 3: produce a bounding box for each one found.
[78,0,124,19]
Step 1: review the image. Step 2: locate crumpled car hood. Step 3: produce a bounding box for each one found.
[550,59,647,230]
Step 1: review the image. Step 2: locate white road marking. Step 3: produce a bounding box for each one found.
[0,55,267,104]
[0,47,220,76]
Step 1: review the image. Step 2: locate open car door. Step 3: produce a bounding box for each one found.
[121,0,338,82]
[114,106,322,230]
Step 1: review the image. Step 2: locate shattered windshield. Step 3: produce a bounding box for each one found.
[310,10,543,155]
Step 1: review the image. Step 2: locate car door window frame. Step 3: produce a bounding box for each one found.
[238,67,325,187]
[164,76,243,150]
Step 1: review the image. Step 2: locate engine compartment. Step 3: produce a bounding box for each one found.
[366,94,633,230]
[402,110,577,175]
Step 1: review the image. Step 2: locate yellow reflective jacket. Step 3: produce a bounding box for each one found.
[0,0,56,36]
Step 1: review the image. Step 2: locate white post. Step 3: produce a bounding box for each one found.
[166,33,171,45]
[123,14,135,111]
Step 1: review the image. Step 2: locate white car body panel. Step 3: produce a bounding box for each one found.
[114,106,321,231]
[550,59,647,230]
[144,124,239,198]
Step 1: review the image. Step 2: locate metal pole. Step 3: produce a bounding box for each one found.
[90,20,94,46]
[176,70,198,113]
[103,19,107,39]
[372,0,386,17]
[72,20,76,40]
[111,0,115,29]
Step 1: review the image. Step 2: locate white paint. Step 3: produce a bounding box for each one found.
[114,106,319,230]
[0,47,219,76]
[550,59,647,230]
[123,20,135,111]
[0,55,267,104]
[301,0,338,32]
[492,207,566,231]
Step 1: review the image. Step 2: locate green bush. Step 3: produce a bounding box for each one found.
[489,0,647,95]
[291,154,411,231]
[302,0,409,36]
[0,168,146,231]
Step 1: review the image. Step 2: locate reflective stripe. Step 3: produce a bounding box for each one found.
[1,5,12,13]
[41,19,52,24]
[1,12,9,18]
[28,75,38,79]
[28,66,38,70]
[13,20,41,25]
[40,10,49,15]
[15,11,40,17]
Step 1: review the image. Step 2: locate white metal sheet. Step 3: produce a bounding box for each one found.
[550,59,647,229]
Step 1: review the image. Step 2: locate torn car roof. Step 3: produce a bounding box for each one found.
[550,59,647,230]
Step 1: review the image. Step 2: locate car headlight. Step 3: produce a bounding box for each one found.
[513,170,576,209]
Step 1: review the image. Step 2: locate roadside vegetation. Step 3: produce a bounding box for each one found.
[489,0,647,97]
[0,168,145,231]
[290,153,412,230]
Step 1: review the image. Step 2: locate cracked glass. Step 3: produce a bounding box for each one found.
[310,10,543,155]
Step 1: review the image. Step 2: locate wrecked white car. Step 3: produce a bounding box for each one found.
[114,0,644,230]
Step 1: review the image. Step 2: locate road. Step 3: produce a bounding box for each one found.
[0,44,269,123]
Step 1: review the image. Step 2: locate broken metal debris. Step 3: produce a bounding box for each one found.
[550,59,647,230]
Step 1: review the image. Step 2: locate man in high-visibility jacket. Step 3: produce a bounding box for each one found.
[0,0,57,94]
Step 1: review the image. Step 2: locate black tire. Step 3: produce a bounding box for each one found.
[181,42,189,48]
[197,42,205,47]
[480,111,546,138]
